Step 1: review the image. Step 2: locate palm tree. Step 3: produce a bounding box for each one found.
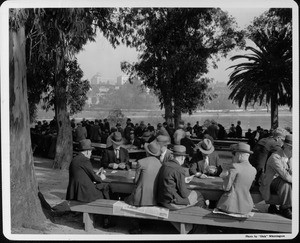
[227,27,292,129]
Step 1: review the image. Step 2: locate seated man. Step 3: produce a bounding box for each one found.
[66,139,114,228]
[156,145,206,233]
[216,143,257,215]
[101,131,130,170]
[126,130,142,149]
[189,138,222,178]
[124,140,162,234]
[259,134,292,219]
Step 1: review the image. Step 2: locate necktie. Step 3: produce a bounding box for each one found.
[115,149,119,159]
[203,157,209,173]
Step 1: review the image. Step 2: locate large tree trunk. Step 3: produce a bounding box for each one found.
[173,99,182,129]
[164,98,173,124]
[270,93,279,129]
[53,58,73,170]
[10,26,46,229]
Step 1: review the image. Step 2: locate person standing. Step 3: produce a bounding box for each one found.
[235,120,243,138]
[259,134,292,219]
[173,121,186,145]
[156,145,206,233]
[216,143,257,214]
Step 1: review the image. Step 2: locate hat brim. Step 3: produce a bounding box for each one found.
[144,143,161,156]
[233,149,253,154]
[79,147,95,151]
[172,152,188,157]
[111,139,124,146]
[199,145,214,154]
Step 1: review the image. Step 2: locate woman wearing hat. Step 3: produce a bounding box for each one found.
[216,143,257,215]
[101,132,130,170]
[189,138,222,178]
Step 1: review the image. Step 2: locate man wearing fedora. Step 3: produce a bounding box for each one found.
[156,145,206,233]
[216,143,257,215]
[189,138,221,178]
[101,131,130,170]
[259,134,292,219]
[124,140,162,234]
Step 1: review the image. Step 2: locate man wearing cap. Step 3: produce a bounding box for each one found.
[74,122,87,142]
[216,143,257,215]
[189,138,221,178]
[180,131,196,159]
[259,134,292,219]
[249,127,286,187]
[101,131,130,170]
[156,135,173,164]
[66,139,111,202]
[156,145,206,233]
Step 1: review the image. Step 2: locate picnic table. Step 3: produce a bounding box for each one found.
[101,169,279,204]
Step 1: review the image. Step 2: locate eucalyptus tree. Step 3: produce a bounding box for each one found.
[121,8,245,126]
[8,7,132,229]
[227,8,292,129]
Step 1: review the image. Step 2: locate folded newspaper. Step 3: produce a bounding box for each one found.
[113,201,169,219]
[212,208,254,218]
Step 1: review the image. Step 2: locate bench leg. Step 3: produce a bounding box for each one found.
[83,212,94,232]
[180,223,187,234]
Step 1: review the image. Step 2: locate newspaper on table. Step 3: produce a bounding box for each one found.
[212,208,254,218]
[113,201,169,219]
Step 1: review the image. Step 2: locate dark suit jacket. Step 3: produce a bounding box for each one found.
[66,153,106,202]
[101,146,130,169]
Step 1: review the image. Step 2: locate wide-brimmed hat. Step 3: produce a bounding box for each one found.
[198,139,214,154]
[142,131,151,138]
[78,139,95,151]
[144,141,161,157]
[284,134,292,146]
[111,131,124,146]
[171,145,188,157]
[232,142,253,154]
[156,135,170,146]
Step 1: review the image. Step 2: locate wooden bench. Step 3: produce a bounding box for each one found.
[68,199,291,234]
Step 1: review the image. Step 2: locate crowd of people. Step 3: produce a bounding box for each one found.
[61,117,292,234]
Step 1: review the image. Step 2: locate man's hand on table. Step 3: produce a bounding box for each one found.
[195,172,208,179]
[108,163,119,170]
[185,175,195,183]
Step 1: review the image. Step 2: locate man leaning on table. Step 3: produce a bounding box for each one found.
[66,139,115,228]
[101,131,130,170]
[156,145,206,233]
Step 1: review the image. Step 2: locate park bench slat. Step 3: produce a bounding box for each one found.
[68,199,291,233]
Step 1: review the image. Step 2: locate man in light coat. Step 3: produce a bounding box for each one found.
[259,134,292,219]
[217,143,256,214]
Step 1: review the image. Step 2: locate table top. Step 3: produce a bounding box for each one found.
[91,143,146,154]
[102,169,224,191]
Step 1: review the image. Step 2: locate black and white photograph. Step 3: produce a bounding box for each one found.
[1,0,298,241]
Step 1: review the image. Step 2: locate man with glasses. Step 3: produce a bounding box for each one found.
[259,134,293,219]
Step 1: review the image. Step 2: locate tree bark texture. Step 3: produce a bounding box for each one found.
[270,93,279,129]
[164,99,173,125]
[10,27,46,228]
[53,58,73,170]
[173,100,182,129]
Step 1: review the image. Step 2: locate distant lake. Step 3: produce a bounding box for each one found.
[38,109,293,133]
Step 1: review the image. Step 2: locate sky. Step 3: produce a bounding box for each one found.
[76,7,269,83]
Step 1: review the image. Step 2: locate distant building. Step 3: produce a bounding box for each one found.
[90,73,102,85]
[117,75,129,86]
